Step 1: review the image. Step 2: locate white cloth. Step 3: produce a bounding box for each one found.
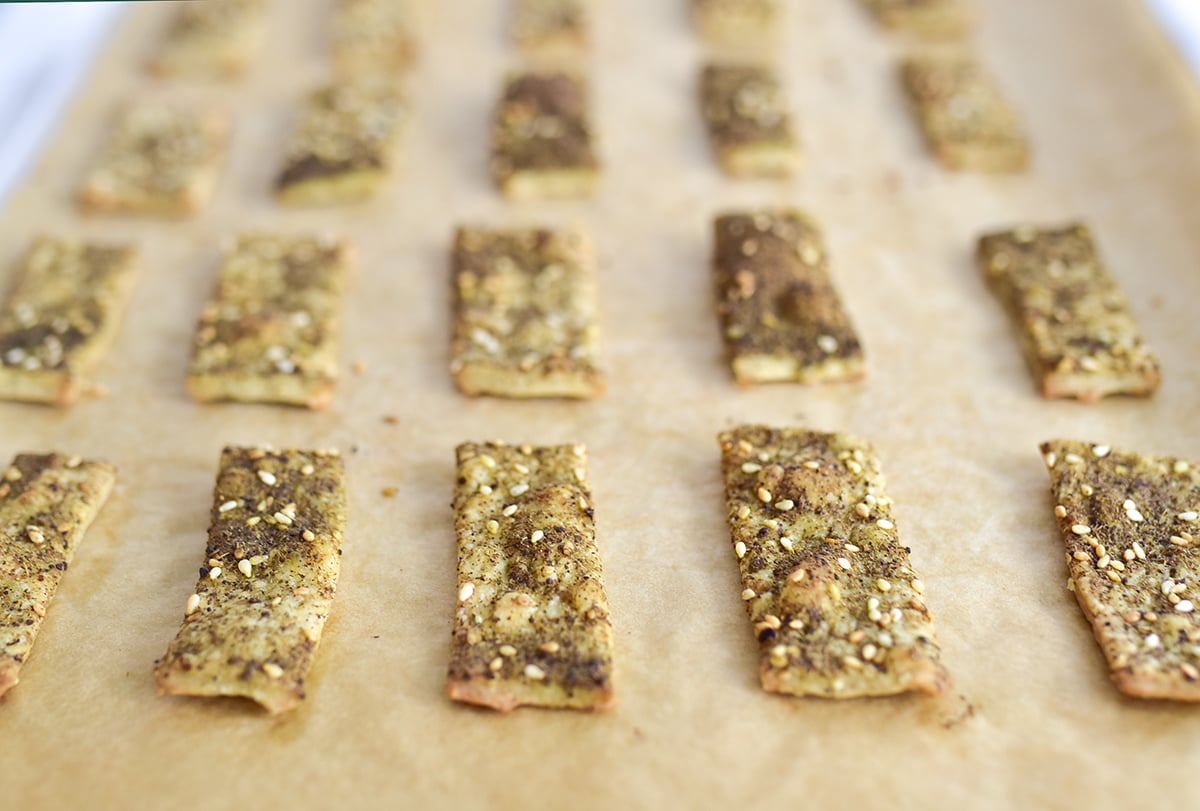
[0,1,1197,205]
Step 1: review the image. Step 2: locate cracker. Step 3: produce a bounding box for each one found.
[701,63,798,177]
[331,0,417,75]
[1041,440,1200,700]
[978,223,1160,401]
[148,0,267,78]
[78,104,228,216]
[491,71,599,200]
[512,0,588,51]
[0,237,139,405]
[714,210,864,385]
[899,55,1029,172]
[186,234,351,409]
[448,442,615,711]
[718,426,950,698]
[450,226,604,399]
[691,0,780,46]
[276,82,407,206]
[0,453,116,698]
[154,447,346,715]
[859,0,969,39]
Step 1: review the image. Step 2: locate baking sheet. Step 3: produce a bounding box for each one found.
[3,1,1200,808]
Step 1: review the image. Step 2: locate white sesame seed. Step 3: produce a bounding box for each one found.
[1071,524,1091,535]
[803,460,820,470]
[302,529,316,542]
[1065,453,1083,464]
[775,499,795,511]
[1054,505,1067,518]
[257,470,277,486]
[186,594,201,615]
[502,504,518,517]
[862,644,878,661]
[1132,542,1146,560]
[844,543,860,553]
[458,582,475,602]
[486,519,500,534]
[26,527,44,545]
[757,487,772,503]
[1174,461,1190,474]
[843,656,864,670]
[238,559,253,577]
[1096,555,1111,569]
[1184,664,1200,681]
[219,500,238,513]
[300,464,315,476]
[531,529,545,543]
[525,664,546,680]
[209,566,222,580]
[837,557,852,570]
[779,537,794,552]
[816,334,839,354]
[1179,512,1199,522]
[273,511,293,525]
[263,663,284,679]
[742,462,762,473]
[876,579,891,592]
[1123,499,1136,511]
[1177,600,1195,613]
[510,483,529,496]
[1044,452,1057,468]
[479,454,496,468]
[1163,579,1176,595]
[1092,445,1110,458]
[911,579,925,594]
[876,519,894,530]
[735,542,747,559]
[1127,509,1145,523]
[1145,633,1161,649]
[499,645,517,657]
[1081,484,1094,496]
[479,485,493,495]
[742,588,757,600]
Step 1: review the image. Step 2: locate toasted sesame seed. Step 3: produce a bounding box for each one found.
[502,504,518,517]
[498,644,517,657]
[1097,555,1111,569]
[302,529,316,542]
[735,541,747,559]
[876,578,891,592]
[541,642,560,654]
[842,656,864,670]
[803,460,821,470]
[486,519,500,534]
[1110,559,1126,571]
[293,587,311,597]
[1054,505,1067,518]
[1123,610,1141,623]
[1177,600,1195,613]
[238,559,253,577]
[1183,663,1200,681]
[246,516,260,526]
[855,503,871,519]
[263,663,284,679]
[1092,445,1111,457]
[1171,535,1192,547]
[1145,633,1162,649]
[26,527,44,545]
[742,588,757,600]
[828,583,842,600]
[837,557,852,570]
[525,664,546,680]
[208,558,221,568]
[876,519,894,530]
[186,593,201,615]
[862,643,878,661]
[510,483,529,496]
[530,529,545,543]
[1124,549,1136,562]
[762,614,782,630]
[1073,550,1090,562]
[489,657,503,672]
[209,566,222,580]
[459,582,475,602]
[788,619,804,630]
[578,496,588,510]
[3,467,22,481]
[1106,571,1122,583]
[757,487,772,503]
[789,569,807,583]
[1071,524,1091,535]
[31,602,46,618]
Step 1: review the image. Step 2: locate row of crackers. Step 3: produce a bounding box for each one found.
[3,430,1197,713]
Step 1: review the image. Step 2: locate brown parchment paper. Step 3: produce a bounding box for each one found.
[3,1,1200,808]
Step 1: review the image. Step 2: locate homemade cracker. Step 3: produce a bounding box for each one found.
[691,0,779,46]
[448,442,615,711]
[978,223,1159,401]
[718,426,950,698]
[331,0,417,75]
[276,81,407,206]
[0,237,139,405]
[154,447,346,715]
[491,71,599,200]
[0,453,116,698]
[900,55,1029,171]
[450,226,604,399]
[187,233,351,409]
[713,210,864,385]
[148,0,267,78]
[78,104,228,216]
[859,0,969,39]
[1041,440,1200,701]
[512,0,588,51]
[701,62,798,177]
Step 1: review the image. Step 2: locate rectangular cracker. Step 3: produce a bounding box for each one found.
[0,453,116,698]
[276,82,407,206]
[147,0,267,78]
[0,237,139,405]
[78,104,228,216]
[859,0,969,38]
[1041,440,1200,700]
[331,0,418,75]
[701,63,798,177]
[899,55,1029,172]
[512,0,588,50]
[448,442,615,711]
[691,0,780,46]
[186,234,351,409]
[718,425,950,698]
[491,71,599,200]
[450,227,604,399]
[714,210,864,385]
[978,223,1160,401]
[153,447,346,715]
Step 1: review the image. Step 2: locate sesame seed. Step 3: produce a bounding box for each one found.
[246,516,260,526]
[219,500,238,513]
[511,483,529,496]
[1106,571,1122,583]
[1081,484,1094,496]
[1170,535,1192,547]
[209,566,222,580]
[842,656,864,670]
[531,529,545,543]
[1174,461,1190,474]
[737,505,751,520]
[1054,505,1067,518]
[1092,445,1111,457]
[855,503,871,519]
[238,559,253,577]
[1179,511,1199,522]
[762,614,782,630]
[846,460,863,475]
[302,529,316,542]
[837,557,852,570]
[502,504,518,517]
[257,470,277,486]
[65,456,82,469]
[1127,509,1145,523]
[911,579,925,594]
[31,602,46,618]
[1073,550,1090,562]
[756,487,772,503]
[876,579,891,592]
[499,645,517,657]
[1097,555,1111,569]
[525,664,546,680]
[186,594,201,615]
[26,527,44,545]
[1145,633,1161,649]
[489,657,504,672]
[458,582,475,602]
[829,583,842,600]
[3,467,22,481]
[480,454,496,468]
[1177,600,1195,613]
[816,334,839,354]
[788,619,804,630]
[1124,549,1136,562]
[862,644,878,661]
[735,541,747,559]
[479,485,493,495]
[301,464,315,476]
[789,569,806,583]
[541,642,560,654]
[1044,452,1057,469]
[1183,663,1200,681]
[1163,579,1176,595]
[742,462,762,473]
[1071,524,1091,535]
[1065,453,1083,464]
[578,496,588,510]
[208,558,221,568]
[844,543,860,553]
[770,645,788,666]
[1132,542,1146,560]
[263,663,284,679]
[775,499,795,511]
[780,537,794,552]
[486,519,500,534]
[876,518,894,530]
[742,588,757,600]
[803,460,820,470]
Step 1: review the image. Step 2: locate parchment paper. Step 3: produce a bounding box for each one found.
[3,1,1200,808]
